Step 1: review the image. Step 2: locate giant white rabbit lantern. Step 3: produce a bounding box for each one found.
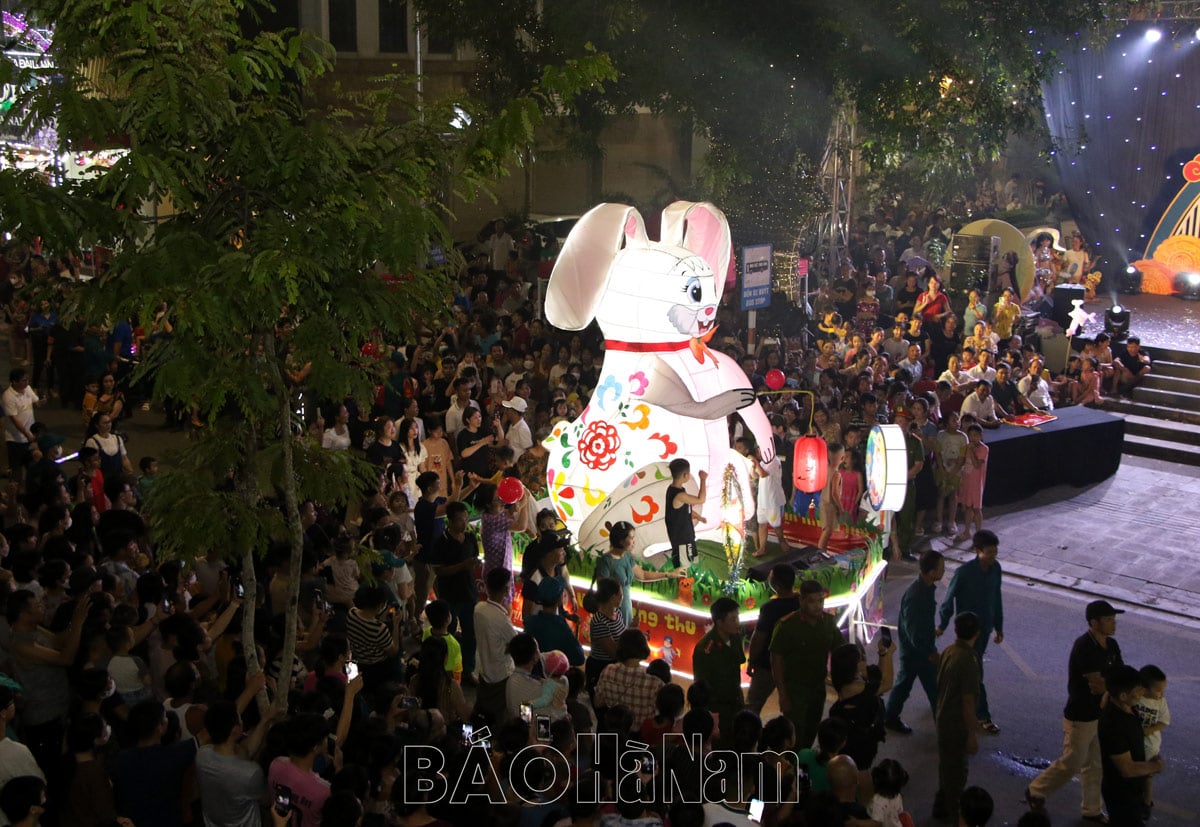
[543,202,775,557]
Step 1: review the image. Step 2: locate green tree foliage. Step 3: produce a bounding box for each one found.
[0,0,612,700]
[415,0,1131,244]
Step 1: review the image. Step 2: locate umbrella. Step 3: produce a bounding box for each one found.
[905,256,931,272]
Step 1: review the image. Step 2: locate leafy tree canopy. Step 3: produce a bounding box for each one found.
[415,0,1132,244]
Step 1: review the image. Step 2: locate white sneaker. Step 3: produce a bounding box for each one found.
[947,523,959,536]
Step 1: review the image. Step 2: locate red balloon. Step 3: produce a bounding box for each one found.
[765,368,786,390]
[498,477,525,505]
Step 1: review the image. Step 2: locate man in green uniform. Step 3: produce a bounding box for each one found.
[691,596,745,741]
[770,579,847,749]
[934,611,982,823]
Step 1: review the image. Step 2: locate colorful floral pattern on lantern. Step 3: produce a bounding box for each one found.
[622,403,651,431]
[594,375,624,410]
[630,495,660,524]
[578,421,621,471]
[628,371,649,395]
[649,432,678,459]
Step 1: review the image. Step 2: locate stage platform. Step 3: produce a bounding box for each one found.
[1073,291,1200,349]
[982,406,1125,506]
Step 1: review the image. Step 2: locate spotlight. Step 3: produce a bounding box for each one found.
[1116,265,1142,294]
[1175,271,1200,300]
[1105,304,1131,339]
[1195,26,1200,40]
[1145,28,1163,43]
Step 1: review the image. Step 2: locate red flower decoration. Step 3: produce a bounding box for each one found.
[1185,154,1200,183]
[578,421,622,471]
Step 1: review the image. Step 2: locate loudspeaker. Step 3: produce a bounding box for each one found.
[1051,284,1087,330]
[950,234,1000,268]
[745,545,826,580]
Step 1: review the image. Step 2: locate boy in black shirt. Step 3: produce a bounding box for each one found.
[665,459,706,568]
[1099,665,1164,826]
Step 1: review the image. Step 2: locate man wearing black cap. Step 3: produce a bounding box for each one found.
[1026,599,1126,822]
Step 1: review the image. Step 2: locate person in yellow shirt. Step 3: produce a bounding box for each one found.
[991,288,1020,344]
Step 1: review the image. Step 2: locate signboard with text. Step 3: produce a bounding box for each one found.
[741,244,773,310]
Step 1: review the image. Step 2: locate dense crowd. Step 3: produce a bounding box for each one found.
[0,194,1164,827]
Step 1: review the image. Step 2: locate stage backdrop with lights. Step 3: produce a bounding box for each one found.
[1041,23,1200,295]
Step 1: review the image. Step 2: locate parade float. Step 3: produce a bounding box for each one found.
[499,201,901,680]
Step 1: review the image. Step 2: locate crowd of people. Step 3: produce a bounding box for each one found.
[0,190,1166,827]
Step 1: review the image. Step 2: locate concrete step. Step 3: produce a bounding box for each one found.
[1143,373,1200,395]
[1153,360,1200,381]
[1103,397,1200,426]
[1145,345,1200,365]
[1119,414,1200,447]
[1123,433,1200,466]
[1132,386,1200,413]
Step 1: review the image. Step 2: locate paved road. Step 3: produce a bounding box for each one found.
[872,558,1200,827]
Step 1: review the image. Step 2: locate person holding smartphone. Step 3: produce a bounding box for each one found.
[828,637,896,769]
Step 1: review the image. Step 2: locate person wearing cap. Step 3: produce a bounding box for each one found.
[501,395,532,462]
[523,576,584,667]
[24,433,68,512]
[1026,599,1127,821]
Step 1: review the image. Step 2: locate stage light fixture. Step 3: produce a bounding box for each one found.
[1116,265,1143,294]
[1175,271,1200,300]
[1105,304,1131,339]
[1145,28,1163,43]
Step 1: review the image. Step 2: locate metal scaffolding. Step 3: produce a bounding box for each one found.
[801,101,857,283]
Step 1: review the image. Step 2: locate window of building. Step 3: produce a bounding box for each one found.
[378,0,407,54]
[328,0,357,53]
[427,25,454,55]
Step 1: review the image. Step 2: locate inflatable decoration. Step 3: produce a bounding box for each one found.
[543,202,775,553]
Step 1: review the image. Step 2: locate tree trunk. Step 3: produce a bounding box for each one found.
[235,375,270,716]
[272,364,306,715]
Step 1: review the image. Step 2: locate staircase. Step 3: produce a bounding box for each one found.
[1105,345,1200,465]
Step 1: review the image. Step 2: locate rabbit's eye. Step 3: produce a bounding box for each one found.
[685,276,702,303]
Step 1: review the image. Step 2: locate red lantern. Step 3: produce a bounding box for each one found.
[765,368,786,390]
[793,435,829,494]
[498,476,525,505]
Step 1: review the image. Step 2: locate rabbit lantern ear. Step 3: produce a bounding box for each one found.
[660,201,734,300]
[545,204,648,331]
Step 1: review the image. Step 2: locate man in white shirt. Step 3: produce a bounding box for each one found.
[501,397,533,462]
[2,369,39,487]
[487,220,515,275]
[474,569,515,723]
[960,381,1002,428]
[443,379,476,438]
[897,343,925,385]
[966,350,998,384]
[1018,358,1055,411]
[0,687,44,825]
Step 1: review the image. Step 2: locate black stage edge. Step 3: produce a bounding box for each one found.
[981,405,1124,506]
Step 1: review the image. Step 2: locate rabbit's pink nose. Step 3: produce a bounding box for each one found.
[703,306,715,317]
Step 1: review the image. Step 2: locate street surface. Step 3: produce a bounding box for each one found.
[869,560,1200,826]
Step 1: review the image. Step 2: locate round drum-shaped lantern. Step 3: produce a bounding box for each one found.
[865,424,909,512]
[793,434,829,494]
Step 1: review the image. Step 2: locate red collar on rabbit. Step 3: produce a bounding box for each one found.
[604,326,720,365]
